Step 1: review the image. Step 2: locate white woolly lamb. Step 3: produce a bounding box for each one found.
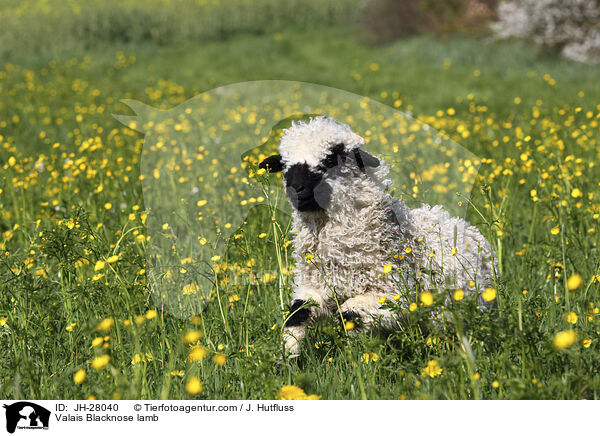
[259,116,496,356]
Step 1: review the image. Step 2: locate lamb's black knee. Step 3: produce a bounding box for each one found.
[342,310,360,322]
[285,299,310,327]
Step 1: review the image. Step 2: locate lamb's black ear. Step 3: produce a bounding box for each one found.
[353,148,380,170]
[259,154,284,173]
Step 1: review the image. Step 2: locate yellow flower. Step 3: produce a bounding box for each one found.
[566,312,578,324]
[382,264,393,274]
[65,322,76,332]
[258,232,267,239]
[567,273,583,291]
[91,337,104,347]
[304,252,314,263]
[91,355,110,370]
[0,317,6,326]
[426,337,440,347]
[213,353,226,366]
[453,289,464,301]
[106,255,119,264]
[145,309,157,320]
[492,380,500,389]
[186,377,203,395]
[422,360,443,378]
[377,296,387,305]
[277,385,308,400]
[96,317,114,332]
[482,287,497,302]
[582,338,592,348]
[344,320,355,331]
[409,302,417,312]
[73,369,86,384]
[571,188,583,198]
[405,247,412,254]
[94,260,105,271]
[451,247,457,256]
[420,291,433,307]
[183,283,199,295]
[183,330,203,344]
[189,345,208,362]
[393,294,401,301]
[550,226,560,235]
[553,330,577,350]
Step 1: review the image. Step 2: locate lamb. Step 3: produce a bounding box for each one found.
[258,116,496,356]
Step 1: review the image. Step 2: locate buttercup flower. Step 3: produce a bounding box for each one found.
[420,291,433,306]
[422,360,443,378]
[186,377,203,395]
[482,287,497,302]
[276,385,320,400]
[73,369,86,384]
[213,353,226,366]
[567,273,583,291]
[553,330,577,350]
[91,355,110,370]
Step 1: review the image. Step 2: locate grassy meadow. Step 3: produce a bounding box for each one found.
[1,1,600,400]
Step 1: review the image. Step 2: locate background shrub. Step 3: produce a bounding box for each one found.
[360,0,497,44]
[492,0,600,62]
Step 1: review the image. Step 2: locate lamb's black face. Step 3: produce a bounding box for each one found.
[284,163,331,211]
[258,142,379,213]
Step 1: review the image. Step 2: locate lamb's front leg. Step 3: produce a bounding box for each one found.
[283,286,329,356]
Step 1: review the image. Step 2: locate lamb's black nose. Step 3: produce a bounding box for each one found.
[292,184,306,195]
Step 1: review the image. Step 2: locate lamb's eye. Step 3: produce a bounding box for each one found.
[322,143,346,169]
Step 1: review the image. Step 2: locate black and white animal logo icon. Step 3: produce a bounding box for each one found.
[3,402,50,434]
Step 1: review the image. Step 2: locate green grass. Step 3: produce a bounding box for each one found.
[1,26,600,399]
